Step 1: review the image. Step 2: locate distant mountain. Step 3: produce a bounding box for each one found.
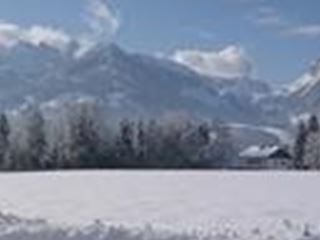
[285,59,320,110]
[0,42,272,123]
[286,59,320,97]
[259,58,320,127]
[246,59,320,128]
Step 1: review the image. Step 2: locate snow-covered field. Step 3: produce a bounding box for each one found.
[0,171,319,240]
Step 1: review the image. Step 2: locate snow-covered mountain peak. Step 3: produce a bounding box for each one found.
[286,59,320,98]
[310,58,320,77]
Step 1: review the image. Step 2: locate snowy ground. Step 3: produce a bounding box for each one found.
[0,171,319,240]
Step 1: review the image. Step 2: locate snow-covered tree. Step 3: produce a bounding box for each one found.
[294,121,308,169]
[26,106,47,169]
[308,114,319,132]
[114,119,135,167]
[135,120,147,165]
[179,122,211,168]
[143,119,163,167]
[208,122,235,168]
[6,102,47,170]
[0,113,10,169]
[302,115,320,169]
[0,98,238,170]
[64,98,106,168]
[304,131,320,169]
[44,105,71,169]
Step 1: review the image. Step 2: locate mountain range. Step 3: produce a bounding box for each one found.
[0,41,318,129]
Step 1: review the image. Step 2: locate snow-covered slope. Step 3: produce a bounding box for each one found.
[0,171,319,240]
[0,42,271,123]
[252,59,320,125]
[227,123,292,150]
[283,59,320,112]
[286,59,320,98]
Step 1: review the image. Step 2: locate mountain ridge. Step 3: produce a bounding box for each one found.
[0,42,274,124]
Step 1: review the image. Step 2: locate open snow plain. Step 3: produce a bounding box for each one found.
[0,171,319,240]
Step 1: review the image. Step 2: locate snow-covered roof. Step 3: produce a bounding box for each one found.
[239,145,281,158]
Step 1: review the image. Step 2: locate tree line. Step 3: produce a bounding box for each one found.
[4,97,320,171]
[0,99,235,171]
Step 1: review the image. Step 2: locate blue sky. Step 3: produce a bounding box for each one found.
[0,0,319,83]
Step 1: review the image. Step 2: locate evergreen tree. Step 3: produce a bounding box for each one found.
[177,122,211,168]
[67,100,104,168]
[308,114,319,133]
[197,122,210,146]
[116,119,135,167]
[211,123,235,168]
[25,107,47,169]
[0,113,10,169]
[136,121,147,165]
[294,121,308,169]
[145,120,162,167]
[304,129,320,169]
[302,113,320,169]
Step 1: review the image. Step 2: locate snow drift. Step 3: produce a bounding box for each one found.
[0,211,318,240]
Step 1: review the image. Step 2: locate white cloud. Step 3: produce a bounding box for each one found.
[0,21,21,48]
[86,0,119,39]
[74,0,120,57]
[0,20,71,51]
[256,14,284,27]
[286,25,320,38]
[252,6,320,39]
[253,7,287,28]
[24,26,71,50]
[0,0,121,56]
[171,46,253,79]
